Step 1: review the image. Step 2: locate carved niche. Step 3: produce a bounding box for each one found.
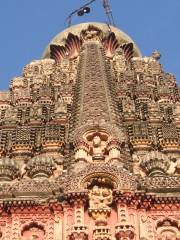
[21,222,45,240]
[75,130,121,163]
[88,132,108,161]
[88,184,113,223]
[86,175,114,226]
[156,219,180,240]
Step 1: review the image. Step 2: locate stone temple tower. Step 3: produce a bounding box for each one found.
[0,22,179,240]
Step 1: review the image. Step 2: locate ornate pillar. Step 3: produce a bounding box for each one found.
[67,196,88,240]
[115,200,135,240]
[54,215,63,240]
[88,185,113,240]
[74,140,89,162]
[107,139,121,162]
[53,204,63,240]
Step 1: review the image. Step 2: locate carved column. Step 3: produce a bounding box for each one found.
[88,185,113,240]
[115,202,135,240]
[54,214,63,240]
[67,197,88,240]
[74,140,89,162]
[107,139,121,162]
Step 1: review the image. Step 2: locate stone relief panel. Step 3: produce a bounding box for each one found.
[88,185,113,224]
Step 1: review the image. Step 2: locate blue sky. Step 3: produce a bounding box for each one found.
[0,0,180,90]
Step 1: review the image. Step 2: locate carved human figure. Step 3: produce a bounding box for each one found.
[91,135,105,160]
[88,185,113,224]
[89,185,113,209]
[132,153,141,175]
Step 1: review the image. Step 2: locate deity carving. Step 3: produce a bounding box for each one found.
[89,134,106,161]
[132,153,141,175]
[88,185,113,223]
[92,135,104,159]
[89,185,113,209]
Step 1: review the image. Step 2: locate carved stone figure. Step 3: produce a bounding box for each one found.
[90,135,105,160]
[89,185,113,210]
[88,185,113,224]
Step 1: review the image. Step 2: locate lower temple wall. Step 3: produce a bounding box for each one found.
[0,204,179,240]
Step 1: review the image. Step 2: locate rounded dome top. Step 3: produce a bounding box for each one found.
[43,22,142,58]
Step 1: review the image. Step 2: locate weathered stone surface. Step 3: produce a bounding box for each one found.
[0,22,179,240]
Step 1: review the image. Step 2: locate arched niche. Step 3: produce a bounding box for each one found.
[21,222,45,240]
[156,219,180,240]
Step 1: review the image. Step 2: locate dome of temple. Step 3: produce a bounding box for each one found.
[43,22,142,58]
[0,157,20,181]
[140,151,170,176]
[26,154,56,179]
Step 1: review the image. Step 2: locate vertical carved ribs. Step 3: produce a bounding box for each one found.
[70,42,120,140]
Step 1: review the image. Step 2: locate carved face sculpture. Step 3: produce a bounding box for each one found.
[93,135,101,147]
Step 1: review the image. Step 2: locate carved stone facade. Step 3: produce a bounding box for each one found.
[0,22,179,239]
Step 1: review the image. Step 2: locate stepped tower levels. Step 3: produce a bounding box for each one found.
[0,22,179,240]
